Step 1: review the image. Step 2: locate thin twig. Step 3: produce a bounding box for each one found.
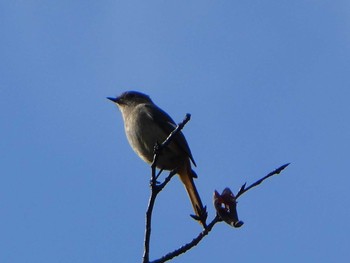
[143,114,192,263]
[143,188,156,263]
[158,113,191,153]
[235,163,290,199]
[151,114,191,173]
[142,113,290,263]
[151,216,221,263]
[148,163,291,262]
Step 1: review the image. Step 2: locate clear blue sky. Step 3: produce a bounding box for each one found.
[1,1,349,262]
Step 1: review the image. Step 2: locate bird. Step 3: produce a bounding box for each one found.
[108,91,206,225]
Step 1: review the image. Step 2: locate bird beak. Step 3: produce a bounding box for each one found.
[107,97,118,103]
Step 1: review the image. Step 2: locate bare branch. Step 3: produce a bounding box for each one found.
[142,112,290,263]
[143,114,192,263]
[235,163,290,199]
[151,216,221,263]
[151,114,191,173]
[143,188,156,263]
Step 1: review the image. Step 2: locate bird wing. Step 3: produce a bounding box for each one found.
[143,104,196,167]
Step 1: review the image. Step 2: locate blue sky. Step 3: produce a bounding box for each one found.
[1,1,349,262]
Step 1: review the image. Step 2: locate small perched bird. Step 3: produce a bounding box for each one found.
[108,91,206,225]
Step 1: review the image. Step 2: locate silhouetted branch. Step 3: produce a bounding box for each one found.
[150,113,191,180]
[235,163,290,199]
[143,114,191,263]
[149,163,290,262]
[151,216,221,263]
[142,113,290,263]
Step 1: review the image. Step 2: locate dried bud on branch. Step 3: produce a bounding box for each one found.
[214,188,244,228]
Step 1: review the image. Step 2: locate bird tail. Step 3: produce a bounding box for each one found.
[178,162,206,226]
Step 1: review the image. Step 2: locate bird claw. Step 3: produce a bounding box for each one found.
[190,205,208,228]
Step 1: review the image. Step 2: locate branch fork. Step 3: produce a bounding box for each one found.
[142,113,290,263]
